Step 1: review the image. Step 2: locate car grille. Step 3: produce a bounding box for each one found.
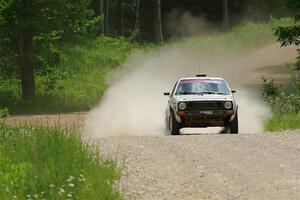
[187,101,225,110]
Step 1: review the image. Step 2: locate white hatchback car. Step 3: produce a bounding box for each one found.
[164,75,238,135]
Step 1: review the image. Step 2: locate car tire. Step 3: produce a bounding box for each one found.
[229,112,239,134]
[169,111,180,135]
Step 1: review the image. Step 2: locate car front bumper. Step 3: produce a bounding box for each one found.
[176,110,235,127]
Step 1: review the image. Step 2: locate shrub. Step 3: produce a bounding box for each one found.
[261,77,300,116]
[261,77,280,102]
[0,107,9,119]
[0,107,9,128]
[262,74,300,131]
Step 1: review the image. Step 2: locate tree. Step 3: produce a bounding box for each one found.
[222,0,229,30]
[117,0,124,36]
[134,0,140,40]
[100,0,105,33]
[275,0,300,68]
[105,0,110,35]
[0,0,95,99]
[154,0,163,43]
[20,0,36,99]
[98,0,105,34]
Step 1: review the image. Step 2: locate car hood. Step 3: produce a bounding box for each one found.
[175,94,233,102]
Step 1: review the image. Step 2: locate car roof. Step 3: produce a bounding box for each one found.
[178,77,225,81]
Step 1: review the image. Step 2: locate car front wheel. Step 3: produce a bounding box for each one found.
[169,111,180,135]
[229,112,239,134]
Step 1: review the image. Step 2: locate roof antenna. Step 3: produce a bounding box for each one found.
[196,59,206,77]
[198,59,201,75]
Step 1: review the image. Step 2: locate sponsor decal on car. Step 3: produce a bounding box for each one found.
[199,111,213,115]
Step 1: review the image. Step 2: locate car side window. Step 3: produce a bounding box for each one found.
[170,82,178,96]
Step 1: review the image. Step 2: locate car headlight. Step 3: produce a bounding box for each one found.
[178,102,187,110]
[224,101,233,109]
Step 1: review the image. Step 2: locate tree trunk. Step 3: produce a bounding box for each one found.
[105,0,110,35]
[134,0,140,41]
[118,0,124,36]
[222,0,229,30]
[21,0,35,100]
[154,0,163,43]
[99,0,104,34]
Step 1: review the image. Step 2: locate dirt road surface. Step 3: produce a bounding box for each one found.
[96,132,300,200]
[5,112,86,131]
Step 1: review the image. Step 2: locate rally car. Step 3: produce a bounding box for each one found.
[164,75,238,135]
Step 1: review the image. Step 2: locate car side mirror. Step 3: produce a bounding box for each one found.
[164,92,170,96]
[231,90,236,94]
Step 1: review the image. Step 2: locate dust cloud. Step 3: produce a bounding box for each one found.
[165,10,216,37]
[83,40,297,138]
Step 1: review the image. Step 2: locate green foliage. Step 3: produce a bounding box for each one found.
[0,107,9,119]
[261,77,280,102]
[261,74,300,131]
[0,107,9,129]
[268,1,300,131]
[266,113,300,131]
[0,0,100,100]
[0,36,138,114]
[0,0,10,24]
[275,0,300,70]
[0,125,122,200]
[0,77,20,102]
[275,25,300,46]
[268,92,300,115]
[0,0,96,40]
[261,77,300,116]
[0,156,31,199]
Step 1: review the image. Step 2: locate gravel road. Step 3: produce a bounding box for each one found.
[96,132,300,200]
[6,115,300,200]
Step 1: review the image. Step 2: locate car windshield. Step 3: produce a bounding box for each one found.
[175,79,230,95]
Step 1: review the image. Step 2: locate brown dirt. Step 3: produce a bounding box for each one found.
[6,112,86,131]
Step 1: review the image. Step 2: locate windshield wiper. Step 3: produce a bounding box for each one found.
[176,91,227,95]
[201,91,227,95]
[176,91,203,95]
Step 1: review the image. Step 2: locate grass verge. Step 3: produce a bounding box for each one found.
[0,125,122,200]
[266,113,300,132]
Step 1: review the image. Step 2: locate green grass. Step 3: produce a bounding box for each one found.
[0,125,122,200]
[266,113,300,131]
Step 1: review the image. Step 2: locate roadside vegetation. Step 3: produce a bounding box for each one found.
[261,73,300,131]
[0,109,122,200]
[262,0,300,132]
[262,77,300,131]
